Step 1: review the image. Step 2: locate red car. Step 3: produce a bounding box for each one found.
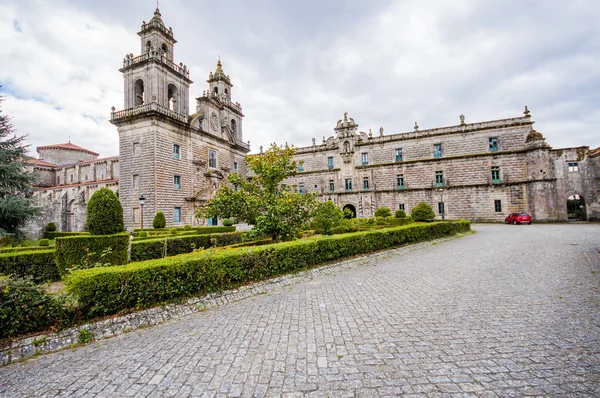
[505,212,532,225]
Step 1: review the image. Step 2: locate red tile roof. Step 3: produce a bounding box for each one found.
[28,158,57,167]
[37,142,100,157]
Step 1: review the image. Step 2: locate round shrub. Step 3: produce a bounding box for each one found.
[169,228,178,235]
[153,211,166,229]
[0,278,70,339]
[39,238,50,247]
[86,188,124,235]
[222,218,234,227]
[411,201,436,222]
[46,222,57,232]
[138,231,147,238]
[374,207,392,218]
[183,225,192,231]
[395,209,407,218]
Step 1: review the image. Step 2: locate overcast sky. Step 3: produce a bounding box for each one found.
[1,0,599,158]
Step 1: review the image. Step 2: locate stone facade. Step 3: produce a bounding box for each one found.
[25,9,600,238]
[285,112,600,222]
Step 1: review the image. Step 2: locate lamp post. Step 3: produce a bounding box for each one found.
[438,188,445,221]
[139,195,145,230]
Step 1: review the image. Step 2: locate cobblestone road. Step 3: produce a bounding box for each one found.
[1,224,599,397]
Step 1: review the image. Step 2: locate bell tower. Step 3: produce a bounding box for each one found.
[119,8,192,115]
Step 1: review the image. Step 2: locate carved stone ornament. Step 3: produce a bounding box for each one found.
[340,152,353,164]
[210,112,218,131]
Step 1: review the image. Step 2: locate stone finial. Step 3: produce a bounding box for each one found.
[312,137,316,145]
[111,106,116,112]
[379,127,384,136]
[368,129,373,138]
[260,145,263,153]
[460,114,465,125]
[323,136,326,143]
[343,112,348,122]
[524,106,531,117]
[414,121,419,131]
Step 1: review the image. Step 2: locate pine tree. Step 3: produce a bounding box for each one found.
[0,94,39,237]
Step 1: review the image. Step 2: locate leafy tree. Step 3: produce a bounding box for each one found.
[343,208,355,219]
[153,211,166,229]
[374,206,392,218]
[0,94,40,238]
[313,201,344,235]
[86,188,124,235]
[411,201,436,222]
[202,143,318,241]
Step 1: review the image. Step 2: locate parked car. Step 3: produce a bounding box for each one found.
[505,212,532,225]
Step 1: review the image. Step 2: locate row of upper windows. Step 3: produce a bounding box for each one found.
[56,173,105,185]
[300,138,500,171]
[297,167,503,194]
[134,143,238,172]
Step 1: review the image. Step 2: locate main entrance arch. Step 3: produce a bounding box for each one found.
[567,194,587,220]
[342,204,356,219]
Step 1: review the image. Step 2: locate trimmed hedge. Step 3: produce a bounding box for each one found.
[130,232,243,262]
[44,231,90,239]
[389,216,414,227]
[54,234,129,275]
[0,250,59,282]
[66,221,470,316]
[0,246,53,253]
[132,226,236,236]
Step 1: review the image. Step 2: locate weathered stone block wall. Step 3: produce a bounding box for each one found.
[38,147,97,165]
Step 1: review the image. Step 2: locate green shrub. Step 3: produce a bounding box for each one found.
[130,232,243,262]
[183,225,192,231]
[389,216,414,227]
[153,211,166,229]
[86,188,124,235]
[395,209,406,218]
[54,234,129,276]
[0,249,59,282]
[66,221,470,316]
[39,238,50,247]
[222,218,234,227]
[374,207,392,218]
[43,231,90,239]
[169,228,178,235]
[138,231,147,238]
[313,201,345,235]
[411,202,436,222]
[46,222,57,232]
[0,246,52,253]
[0,278,71,339]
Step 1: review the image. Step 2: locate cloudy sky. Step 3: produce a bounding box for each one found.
[1,0,599,158]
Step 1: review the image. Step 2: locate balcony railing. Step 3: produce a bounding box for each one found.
[122,52,190,79]
[111,103,187,123]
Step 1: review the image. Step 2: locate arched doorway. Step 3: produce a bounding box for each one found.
[567,194,586,220]
[342,204,356,219]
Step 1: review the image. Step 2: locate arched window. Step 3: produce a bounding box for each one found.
[146,41,152,52]
[213,87,219,95]
[344,141,351,152]
[224,88,228,96]
[231,119,236,133]
[161,43,168,58]
[134,79,145,106]
[167,84,178,111]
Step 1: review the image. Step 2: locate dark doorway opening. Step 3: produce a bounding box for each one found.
[342,204,356,219]
[567,194,587,220]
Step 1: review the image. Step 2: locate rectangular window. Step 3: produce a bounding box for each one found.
[299,183,305,195]
[363,177,369,191]
[568,162,579,172]
[491,166,501,183]
[84,175,88,181]
[173,207,181,223]
[494,200,502,212]
[174,175,181,190]
[233,161,238,172]
[397,174,404,189]
[345,178,352,192]
[132,174,139,190]
[70,174,73,183]
[435,171,444,187]
[328,156,334,169]
[298,162,304,172]
[438,202,445,215]
[209,150,217,168]
[361,153,369,165]
[133,142,141,157]
[173,144,180,159]
[398,203,405,211]
[234,184,238,192]
[434,143,442,158]
[329,179,334,193]
[132,208,140,223]
[395,148,403,162]
[489,137,498,152]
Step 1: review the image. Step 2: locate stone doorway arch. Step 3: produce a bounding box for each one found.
[342,204,356,219]
[567,194,587,220]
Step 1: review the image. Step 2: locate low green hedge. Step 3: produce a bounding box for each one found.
[44,231,90,239]
[66,221,470,316]
[132,226,235,237]
[0,250,59,282]
[0,246,54,253]
[130,232,243,262]
[54,234,129,276]
[389,216,414,226]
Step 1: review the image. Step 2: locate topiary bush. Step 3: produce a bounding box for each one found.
[54,234,129,276]
[153,211,166,229]
[374,207,392,218]
[222,218,234,227]
[313,201,344,235]
[184,225,192,231]
[0,278,71,338]
[39,238,50,247]
[411,201,436,222]
[46,222,57,232]
[0,249,59,282]
[86,188,124,235]
[395,209,407,218]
